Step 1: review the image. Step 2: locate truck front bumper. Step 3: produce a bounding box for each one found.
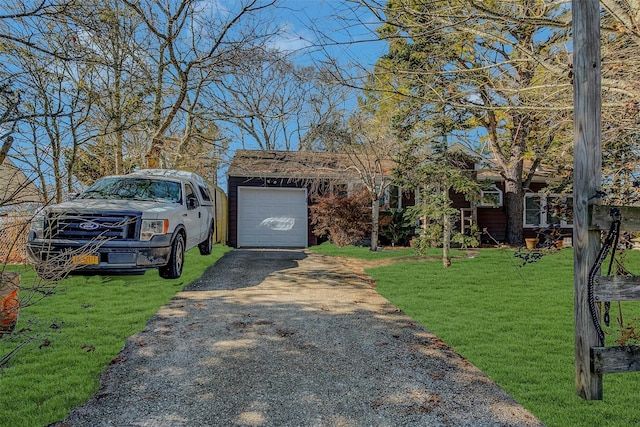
[26,234,173,275]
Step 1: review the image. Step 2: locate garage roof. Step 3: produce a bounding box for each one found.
[228,150,396,180]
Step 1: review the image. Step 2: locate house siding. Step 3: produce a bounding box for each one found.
[475,182,571,244]
[477,207,508,242]
[228,175,571,247]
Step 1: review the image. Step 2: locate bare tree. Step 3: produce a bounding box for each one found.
[0,0,108,361]
[213,48,352,152]
[0,1,78,166]
[119,0,278,167]
[342,112,399,251]
[66,0,151,176]
[215,50,307,150]
[0,85,20,166]
[0,1,78,61]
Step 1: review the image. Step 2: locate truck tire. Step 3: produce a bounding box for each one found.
[198,221,214,255]
[160,233,185,279]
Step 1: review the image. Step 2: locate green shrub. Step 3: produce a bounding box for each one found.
[379,208,414,247]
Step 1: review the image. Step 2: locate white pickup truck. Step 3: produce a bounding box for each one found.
[26,169,225,279]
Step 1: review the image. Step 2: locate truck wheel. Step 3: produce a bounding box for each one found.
[198,222,214,256]
[160,233,185,279]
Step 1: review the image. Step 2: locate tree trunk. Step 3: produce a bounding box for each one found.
[504,167,524,244]
[114,65,123,175]
[0,136,13,167]
[370,198,380,251]
[442,210,451,268]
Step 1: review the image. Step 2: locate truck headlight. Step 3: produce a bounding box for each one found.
[141,219,169,241]
[30,214,45,239]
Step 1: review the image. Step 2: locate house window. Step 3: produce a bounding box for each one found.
[524,193,573,228]
[524,194,543,226]
[478,185,503,207]
[381,185,402,210]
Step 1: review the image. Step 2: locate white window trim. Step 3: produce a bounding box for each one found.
[478,185,503,207]
[523,193,573,228]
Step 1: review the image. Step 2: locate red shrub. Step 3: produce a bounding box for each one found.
[309,189,371,247]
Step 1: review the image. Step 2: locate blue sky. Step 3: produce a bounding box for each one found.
[215,0,390,185]
[211,0,387,67]
[4,1,390,191]
[267,0,387,69]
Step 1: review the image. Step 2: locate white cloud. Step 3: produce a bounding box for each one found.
[267,21,314,54]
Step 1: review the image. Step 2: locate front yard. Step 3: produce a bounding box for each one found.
[3,242,640,427]
[0,245,231,427]
[313,244,640,427]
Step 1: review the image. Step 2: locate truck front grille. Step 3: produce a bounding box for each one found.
[46,211,142,241]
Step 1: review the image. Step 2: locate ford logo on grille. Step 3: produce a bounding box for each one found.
[79,222,100,230]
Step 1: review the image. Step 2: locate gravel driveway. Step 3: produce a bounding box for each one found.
[54,249,544,427]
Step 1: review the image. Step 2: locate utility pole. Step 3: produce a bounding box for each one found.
[572,0,603,400]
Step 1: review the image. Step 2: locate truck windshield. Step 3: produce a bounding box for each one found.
[79,177,182,203]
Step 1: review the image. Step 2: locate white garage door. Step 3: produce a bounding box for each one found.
[237,187,308,248]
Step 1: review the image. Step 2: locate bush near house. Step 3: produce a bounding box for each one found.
[309,189,372,247]
[378,209,414,247]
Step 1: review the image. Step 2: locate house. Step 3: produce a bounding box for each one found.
[227,150,409,248]
[226,149,571,248]
[473,159,572,244]
[436,144,572,243]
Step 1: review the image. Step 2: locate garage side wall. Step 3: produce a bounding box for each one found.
[227,177,319,248]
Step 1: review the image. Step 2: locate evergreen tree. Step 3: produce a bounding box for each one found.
[371,0,573,244]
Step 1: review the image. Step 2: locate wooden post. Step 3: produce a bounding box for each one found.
[572,0,602,400]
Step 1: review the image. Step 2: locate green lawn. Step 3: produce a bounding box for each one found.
[310,240,467,260]
[313,244,640,427]
[0,245,231,427]
[5,242,640,426]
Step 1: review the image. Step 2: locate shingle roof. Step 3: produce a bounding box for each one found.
[227,148,560,185]
[227,150,396,179]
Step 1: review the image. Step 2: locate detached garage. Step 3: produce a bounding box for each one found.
[227,150,372,248]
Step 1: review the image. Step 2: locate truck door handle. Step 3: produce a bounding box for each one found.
[198,212,201,218]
